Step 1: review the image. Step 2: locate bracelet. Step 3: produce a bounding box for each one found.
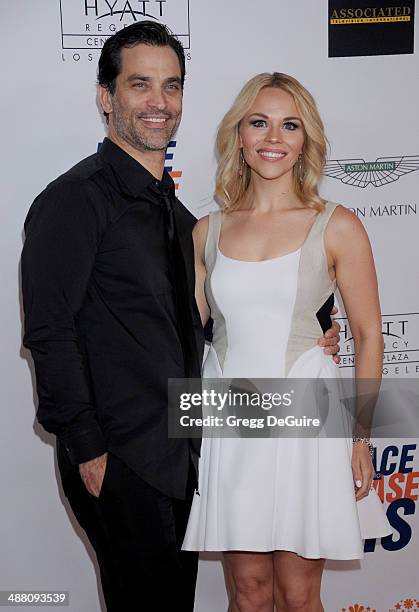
[352,436,374,457]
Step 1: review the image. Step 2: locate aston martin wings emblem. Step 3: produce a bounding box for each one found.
[323,155,419,188]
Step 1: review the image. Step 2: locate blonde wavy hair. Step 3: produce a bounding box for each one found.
[215,72,328,212]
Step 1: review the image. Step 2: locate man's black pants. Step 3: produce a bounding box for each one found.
[57,443,198,612]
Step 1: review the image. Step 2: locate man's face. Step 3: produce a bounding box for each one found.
[101,43,183,152]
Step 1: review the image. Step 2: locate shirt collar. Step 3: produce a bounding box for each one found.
[98,137,175,198]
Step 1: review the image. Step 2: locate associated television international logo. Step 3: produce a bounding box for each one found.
[331,6,412,24]
[323,156,419,188]
[59,0,191,50]
[328,0,415,57]
[165,140,183,191]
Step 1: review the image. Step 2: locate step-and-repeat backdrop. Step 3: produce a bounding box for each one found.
[2,1,418,610]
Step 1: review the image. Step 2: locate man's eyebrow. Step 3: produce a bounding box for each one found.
[126,75,182,84]
[165,76,182,84]
[127,74,151,82]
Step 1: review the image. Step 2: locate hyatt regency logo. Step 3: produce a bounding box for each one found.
[59,0,191,50]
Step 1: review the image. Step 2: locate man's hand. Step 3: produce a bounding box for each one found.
[79,452,108,498]
[318,306,341,364]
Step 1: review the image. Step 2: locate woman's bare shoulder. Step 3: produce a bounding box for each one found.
[193,214,210,238]
[192,214,210,258]
[325,204,369,252]
[193,214,210,231]
[327,203,368,240]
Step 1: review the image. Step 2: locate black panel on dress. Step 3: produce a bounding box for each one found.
[316,293,334,333]
[204,317,214,342]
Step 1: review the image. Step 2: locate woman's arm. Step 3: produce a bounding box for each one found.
[325,205,384,500]
[325,206,383,378]
[192,215,211,327]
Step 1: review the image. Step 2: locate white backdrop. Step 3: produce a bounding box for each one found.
[2,1,419,610]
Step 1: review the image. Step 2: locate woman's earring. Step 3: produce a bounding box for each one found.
[238,150,245,177]
[298,153,304,185]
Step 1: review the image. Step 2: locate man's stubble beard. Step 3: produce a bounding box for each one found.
[111,97,181,152]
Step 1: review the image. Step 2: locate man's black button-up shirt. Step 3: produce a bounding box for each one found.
[21,138,204,499]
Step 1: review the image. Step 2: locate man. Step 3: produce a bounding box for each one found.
[21,21,341,611]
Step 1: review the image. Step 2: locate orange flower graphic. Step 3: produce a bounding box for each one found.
[342,605,375,612]
[389,598,419,611]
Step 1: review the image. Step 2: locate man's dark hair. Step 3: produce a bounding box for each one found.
[98,21,186,97]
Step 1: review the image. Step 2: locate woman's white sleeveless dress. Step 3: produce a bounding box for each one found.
[182,202,392,559]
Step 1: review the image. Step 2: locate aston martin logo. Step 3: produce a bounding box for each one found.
[323,155,419,188]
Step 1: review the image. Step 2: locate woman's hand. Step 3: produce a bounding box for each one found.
[352,442,375,501]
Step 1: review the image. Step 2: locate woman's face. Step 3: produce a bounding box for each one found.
[239,87,305,182]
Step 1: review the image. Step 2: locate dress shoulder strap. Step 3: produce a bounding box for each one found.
[203,209,229,371]
[304,201,340,247]
[319,200,340,230]
[284,201,339,376]
[204,209,223,272]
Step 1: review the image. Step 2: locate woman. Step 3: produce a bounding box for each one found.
[182,73,391,611]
